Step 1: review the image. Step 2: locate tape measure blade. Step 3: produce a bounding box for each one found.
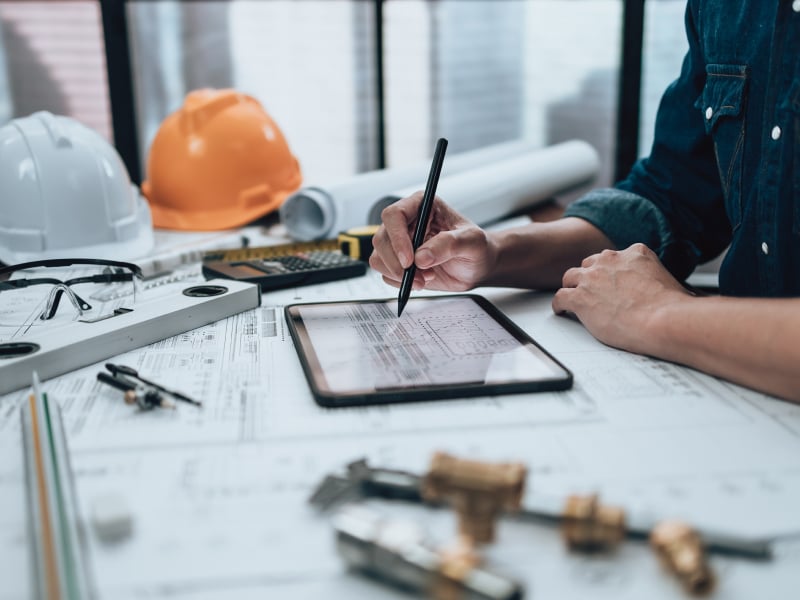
[207,240,340,262]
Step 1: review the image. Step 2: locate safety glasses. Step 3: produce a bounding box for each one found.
[0,258,143,329]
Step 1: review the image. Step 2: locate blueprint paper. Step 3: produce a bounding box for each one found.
[279,139,598,240]
[2,269,800,599]
[369,140,600,227]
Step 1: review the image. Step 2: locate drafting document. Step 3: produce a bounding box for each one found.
[2,270,800,599]
[279,139,598,240]
[368,141,600,227]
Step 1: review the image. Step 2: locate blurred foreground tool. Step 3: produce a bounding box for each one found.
[334,505,524,600]
[308,457,425,508]
[21,373,95,599]
[561,493,626,552]
[421,452,526,545]
[308,457,772,560]
[651,520,715,596]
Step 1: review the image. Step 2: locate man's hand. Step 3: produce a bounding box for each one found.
[552,243,693,354]
[369,191,498,292]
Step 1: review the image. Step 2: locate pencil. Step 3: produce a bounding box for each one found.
[397,137,448,317]
[21,372,94,599]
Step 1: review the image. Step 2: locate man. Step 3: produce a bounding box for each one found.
[369,1,800,402]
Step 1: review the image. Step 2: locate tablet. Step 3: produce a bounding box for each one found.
[284,294,572,407]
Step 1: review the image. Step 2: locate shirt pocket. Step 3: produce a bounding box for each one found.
[695,64,748,229]
[778,79,800,234]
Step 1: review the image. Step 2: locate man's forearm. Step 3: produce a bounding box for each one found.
[650,296,800,402]
[482,217,615,289]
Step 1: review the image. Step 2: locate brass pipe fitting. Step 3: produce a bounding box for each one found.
[422,451,527,544]
[561,493,626,552]
[650,520,715,595]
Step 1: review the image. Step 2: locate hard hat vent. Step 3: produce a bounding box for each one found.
[142,88,303,231]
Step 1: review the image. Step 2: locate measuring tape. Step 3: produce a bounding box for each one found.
[203,225,380,263]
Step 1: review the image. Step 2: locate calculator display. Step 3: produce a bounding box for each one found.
[226,263,271,277]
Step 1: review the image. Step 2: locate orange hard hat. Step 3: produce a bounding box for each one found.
[141,89,302,230]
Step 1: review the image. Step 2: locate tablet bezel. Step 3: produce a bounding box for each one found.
[284,294,573,407]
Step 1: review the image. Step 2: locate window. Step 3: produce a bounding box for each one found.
[128,0,379,185]
[386,0,622,193]
[1,0,651,196]
[0,1,111,139]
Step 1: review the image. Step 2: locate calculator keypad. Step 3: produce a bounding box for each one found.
[202,250,368,291]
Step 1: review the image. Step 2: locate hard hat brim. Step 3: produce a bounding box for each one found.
[147,190,291,231]
[0,187,155,264]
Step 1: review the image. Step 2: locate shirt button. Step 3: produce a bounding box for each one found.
[705,107,714,120]
[771,125,782,140]
[761,242,769,255]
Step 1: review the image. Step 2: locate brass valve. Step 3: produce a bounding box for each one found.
[561,493,626,552]
[422,451,527,544]
[650,520,715,595]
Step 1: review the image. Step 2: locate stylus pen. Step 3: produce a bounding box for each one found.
[397,137,448,317]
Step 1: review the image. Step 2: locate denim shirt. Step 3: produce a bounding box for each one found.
[565,0,799,297]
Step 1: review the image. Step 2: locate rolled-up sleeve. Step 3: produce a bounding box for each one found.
[564,188,672,252]
[563,2,730,281]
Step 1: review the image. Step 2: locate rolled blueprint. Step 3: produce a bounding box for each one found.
[368,140,600,227]
[280,139,597,240]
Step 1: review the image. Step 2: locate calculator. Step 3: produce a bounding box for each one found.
[201,250,367,291]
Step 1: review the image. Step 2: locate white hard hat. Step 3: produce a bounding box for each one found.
[0,111,154,264]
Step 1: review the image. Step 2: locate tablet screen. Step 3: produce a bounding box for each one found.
[285,295,572,407]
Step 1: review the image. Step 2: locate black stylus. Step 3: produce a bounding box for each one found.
[397,137,448,317]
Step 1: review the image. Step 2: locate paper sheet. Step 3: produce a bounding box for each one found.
[279,139,598,240]
[368,140,600,227]
[2,269,800,599]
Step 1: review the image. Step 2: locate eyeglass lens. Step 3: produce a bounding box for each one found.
[0,264,139,329]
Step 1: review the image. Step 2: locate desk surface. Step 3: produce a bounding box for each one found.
[2,258,800,599]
